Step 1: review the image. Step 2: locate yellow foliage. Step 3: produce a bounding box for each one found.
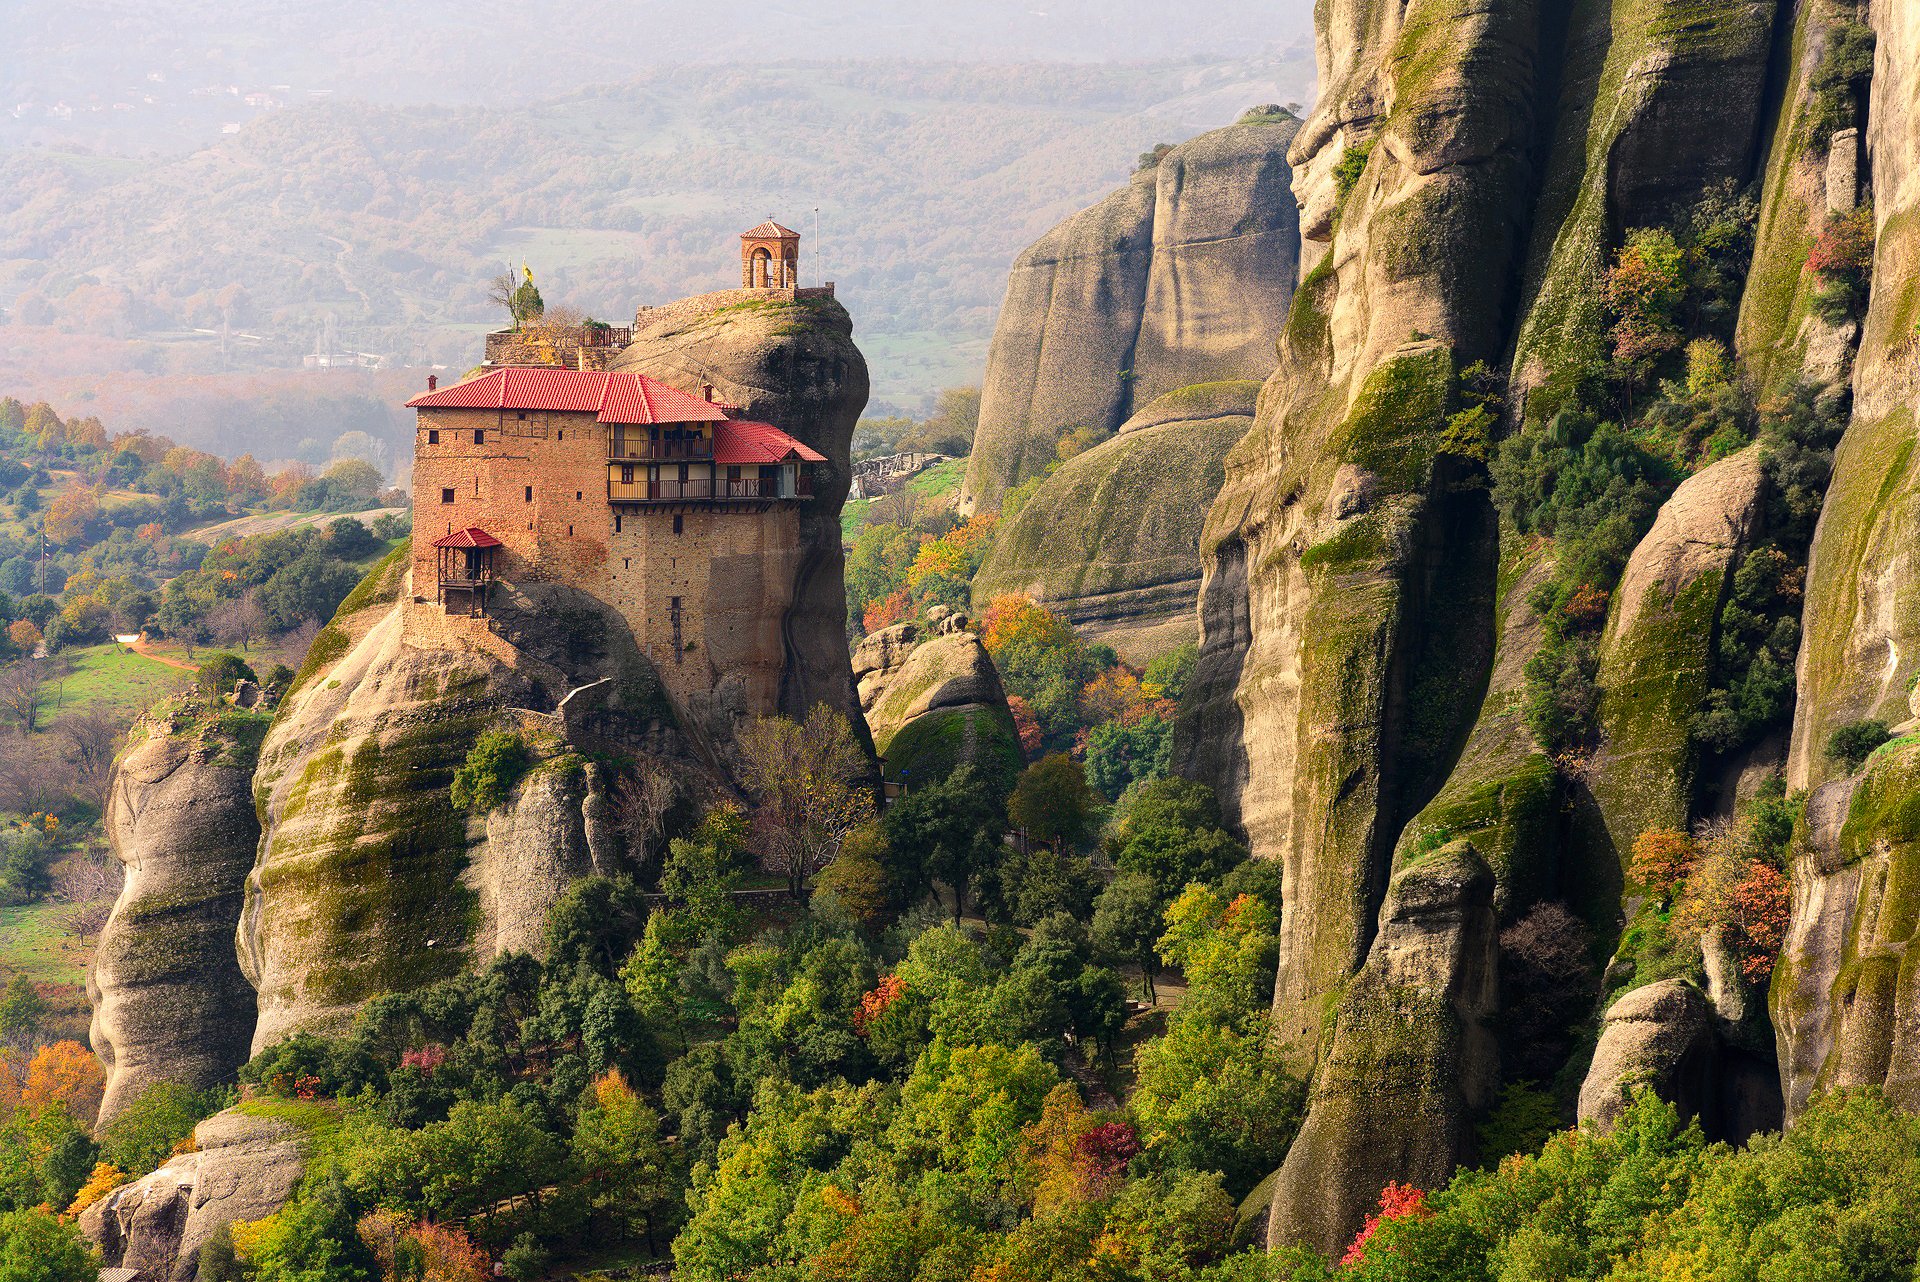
[20,1041,105,1126]
[65,1162,128,1216]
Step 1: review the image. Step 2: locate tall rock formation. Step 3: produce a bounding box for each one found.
[1166,0,1841,1254]
[89,705,264,1127]
[959,114,1301,515]
[234,294,867,1051]
[1772,0,1920,1119]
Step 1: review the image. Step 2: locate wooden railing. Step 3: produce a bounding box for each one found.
[607,439,714,462]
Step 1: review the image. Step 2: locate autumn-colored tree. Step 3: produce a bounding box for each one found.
[43,486,99,547]
[7,621,40,655]
[862,588,910,633]
[737,705,875,898]
[1604,227,1688,367]
[20,1041,105,1126]
[24,402,64,450]
[1006,695,1044,757]
[1630,828,1696,898]
[1728,861,1790,984]
[852,975,907,1036]
[65,1162,128,1216]
[981,594,1075,656]
[1342,1180,1430,1268]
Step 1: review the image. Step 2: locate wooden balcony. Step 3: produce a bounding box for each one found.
[608,477,810,504]
[607,438,715,463]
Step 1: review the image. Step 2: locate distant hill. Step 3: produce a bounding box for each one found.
[0,55,1316,439]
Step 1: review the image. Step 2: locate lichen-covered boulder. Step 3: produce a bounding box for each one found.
[1590,446,1766,860]
[80,1108,307,1281]
[1268,843,1499,1255]
[1579,979,1716,1129]
[89,706,265,1127]
[960,116,1299,513]
[972,381,1258,662]
[855,619,1020,791]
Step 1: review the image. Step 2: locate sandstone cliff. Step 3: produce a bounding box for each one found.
[89,705,265,1127]
[971,381,1259,661]
[1162,0,1867,1254]
[959,116,1301,514]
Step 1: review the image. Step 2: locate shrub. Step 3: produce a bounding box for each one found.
[195,652,257,700]
[1808,20,1876,144]
[1826,718,1891,771]
[450,730,528,811]
[99,1082,226,1175]
[1333,139,1374,205]
[1807,206,1876,322]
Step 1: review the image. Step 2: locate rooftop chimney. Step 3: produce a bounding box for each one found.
[702,382,715,402]
[427,374,438,391]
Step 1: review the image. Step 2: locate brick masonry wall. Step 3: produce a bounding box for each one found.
[410,407,806,722]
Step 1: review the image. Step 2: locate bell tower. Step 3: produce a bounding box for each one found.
[740,218,801,290]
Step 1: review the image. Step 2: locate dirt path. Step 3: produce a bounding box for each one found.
[128,639,197,672]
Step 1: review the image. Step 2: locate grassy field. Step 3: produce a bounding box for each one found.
[0,901,90,987]
[36,643,190,725]
[907,457,968,500]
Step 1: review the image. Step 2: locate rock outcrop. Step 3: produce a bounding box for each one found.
[960,115,1300,513]
[81,1107,307,1281]
[972,381,1258,661]
[1578,979,1716,1130]
[89,707,264,1127]
[853,610,1021,790]
[1174,0,1806,1249]
[238,551,693,1051]
[1589,447,1766,860]
[1267,843,1498,1255]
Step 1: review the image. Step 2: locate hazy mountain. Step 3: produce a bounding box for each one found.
[0,54,1315,445]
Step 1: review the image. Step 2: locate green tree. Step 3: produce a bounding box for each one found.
[1111,777,1247,902]
[1092,872,1166,1002]
[99,1082,224,1175]
[572,1070,679,1250]
[1007,754,1100,851]
[883,764,1004,920]
[194,651,257,700]
[0,1207,98,1282]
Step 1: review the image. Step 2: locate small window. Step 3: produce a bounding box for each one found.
[614,515,622,533]
[567,524,574,537]
[673,514,684,535]
[427,429,439,445]
[440,488,455,504]
[557,429,563,441]
[516,411,527,421]
[474,428,485,445]
[623,557,631,569]
[576,491,583,501]
[524,485,532,502]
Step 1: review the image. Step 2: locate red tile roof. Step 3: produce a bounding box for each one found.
[742,220,800,240]
[406,369,730,424]
[432,527,503,548]
[715,420,828,465]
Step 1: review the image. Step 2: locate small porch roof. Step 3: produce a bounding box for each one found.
[431,527,503,549]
